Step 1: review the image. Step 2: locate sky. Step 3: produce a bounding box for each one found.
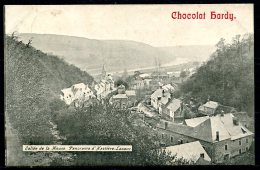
[5,4,253,46]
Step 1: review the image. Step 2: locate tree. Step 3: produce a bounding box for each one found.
[180,70,187,78]
[114,79,129,89]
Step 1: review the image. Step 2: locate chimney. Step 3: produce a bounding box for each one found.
[200,153,205,159]
[165,122,168,129]
[233,117,239,126]
[162,90,165,97]
[216,131,219,141]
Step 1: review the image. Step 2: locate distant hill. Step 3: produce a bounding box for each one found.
[18,33,215,76]
[5,35,94,145]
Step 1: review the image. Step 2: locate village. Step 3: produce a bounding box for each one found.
[59,65,254,165]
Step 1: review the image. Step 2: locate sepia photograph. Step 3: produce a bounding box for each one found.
[4,4,254,166]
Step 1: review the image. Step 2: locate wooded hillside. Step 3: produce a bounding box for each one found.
[181,34,254,116]
[5,35,94,144]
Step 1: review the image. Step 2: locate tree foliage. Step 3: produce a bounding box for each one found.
[52,101,193,166]
[180,34,254,116]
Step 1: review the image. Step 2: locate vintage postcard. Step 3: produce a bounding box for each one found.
[4,4,254,166]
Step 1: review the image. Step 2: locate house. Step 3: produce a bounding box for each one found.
[151,87,171,111]
[130,73,152,90]
[164,141,211,165]
[125,90,137,106]
[162,98,182,122]
[198,101,219,116]
[156,113,254,163]
[94,74,116,100]
[117,84,126,94]
[110,94,128,109]
[60,88,74,105]
[60,83,95,107]
[110,85,137,108]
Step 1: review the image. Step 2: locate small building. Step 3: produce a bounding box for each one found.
[125,90,137,106]
[110,86,137,109]
[198,101,219,116]
[117,84,126,94]
[164,141,211,165]
[162,98,182,122]
[110,94,128,109]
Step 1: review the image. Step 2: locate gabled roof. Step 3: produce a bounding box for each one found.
[112,94,128,99]
[72,83,86,89]
[166,99,182,113]
[139,73,150,78]
[185,116,210,127]
[162,84,175,91]
[203,101,219,109]
[118,84,125,88]
[151,88,170,100]
[61,88,73,94]
[164,141,211,163]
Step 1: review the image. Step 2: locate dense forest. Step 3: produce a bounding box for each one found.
[5,34,94,145]
[180,34,254,116]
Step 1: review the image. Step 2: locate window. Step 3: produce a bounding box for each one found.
[239,149,242,154]
[200,153,204,158]
[239,140,241,145]
[171,136,173,142]
[225,145,228,151]
[246,138,248,144]
[178,139,183,144]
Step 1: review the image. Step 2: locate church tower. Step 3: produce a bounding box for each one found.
[101,64,106,79]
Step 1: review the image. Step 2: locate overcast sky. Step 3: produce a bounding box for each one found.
[5,4,253,46]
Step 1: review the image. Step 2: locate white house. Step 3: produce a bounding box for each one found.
[60,83,95,106]
[198,101,219,115]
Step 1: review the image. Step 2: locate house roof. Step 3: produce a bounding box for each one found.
[61,88,73,95]
[112,94,128,99]
[125,90,136,96]
[187,113,253,142]
[166,99,182,113]
[118,84,125,88]
[73,83,86,87]
[185,116,210,127]
[139,73,150,78]
[151,89,171,100]
[162,84,175,91]
[203,101,219,109]
[158,113,254,143]
[164,141,211,163]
